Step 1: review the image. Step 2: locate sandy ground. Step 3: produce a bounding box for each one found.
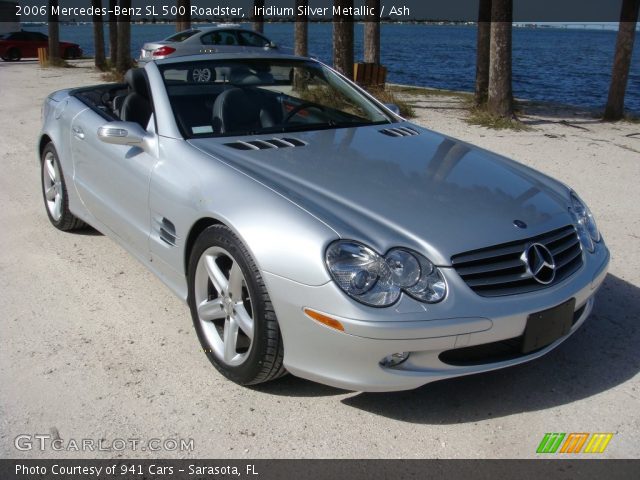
[0,60,639,459]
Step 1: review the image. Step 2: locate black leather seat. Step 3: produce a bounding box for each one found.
[121,69,153,128]
[212,88,264,134]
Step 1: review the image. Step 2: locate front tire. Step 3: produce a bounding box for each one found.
[188,225,286,385]
[41,143,85,231]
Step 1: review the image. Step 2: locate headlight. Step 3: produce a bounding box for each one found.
[569,192,600,253]
[325,241,447,307]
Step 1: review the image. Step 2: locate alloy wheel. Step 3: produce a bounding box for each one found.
[194,246,254,367]
[42,151,63,221]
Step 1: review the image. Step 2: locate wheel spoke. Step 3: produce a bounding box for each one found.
[205,255,228,296]
[45,185,56,200]
[223,317,239,362]
[197,298,225,321]
[233,304,254,341]
[46,159,56,182]
[53,195,62,219]
[228,261,244,300]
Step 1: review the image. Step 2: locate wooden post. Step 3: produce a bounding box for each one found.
[353,62,387,88]
[38,47,48,66]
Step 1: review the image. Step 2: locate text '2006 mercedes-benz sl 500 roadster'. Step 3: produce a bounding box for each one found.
[38,52,609,392]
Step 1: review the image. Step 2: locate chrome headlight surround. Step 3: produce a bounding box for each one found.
[325,240,447,307]
[569,192,601,253]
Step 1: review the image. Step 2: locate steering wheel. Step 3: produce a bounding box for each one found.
[284,103,327,123]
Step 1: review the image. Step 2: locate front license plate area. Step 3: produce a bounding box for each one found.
[522,298,575,354]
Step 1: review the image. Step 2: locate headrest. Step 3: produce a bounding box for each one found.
[124,68,149,98]
[212,88,260,134]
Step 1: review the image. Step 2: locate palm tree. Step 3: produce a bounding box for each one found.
[364,0,380,64]
[109,0,118,67]
[48,0,60,63]
[176,0,191,32]
[487,0,514,118]
[333,0,354,78]
[253,0,265,33]
[604,0,640,121]
[92,0,106,70]
[293,1,309,92]
[295,0,308,57]
[116,0,132,74]
[474,0,492,105]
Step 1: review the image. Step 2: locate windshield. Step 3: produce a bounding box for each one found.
[158,58,394,138]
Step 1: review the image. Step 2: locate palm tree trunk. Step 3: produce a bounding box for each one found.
[92,0,106,70]
[474,0,492,105]
[294,0,308,57]
[48,0,60,62]
[487,0,514,118]
[293,1,309,92]
[333,0,354,79]
[109,0,118,67]
[116,0,131,74]
[364,0,380,64]
[176,0,191,32]
[253,0,265,33]
[604,0,640,121]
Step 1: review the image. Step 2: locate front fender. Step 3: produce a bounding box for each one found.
[148,138,338,301]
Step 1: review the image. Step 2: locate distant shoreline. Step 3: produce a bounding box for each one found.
[18,21,629,32]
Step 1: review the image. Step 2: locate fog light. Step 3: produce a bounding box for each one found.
[380,352,410,368]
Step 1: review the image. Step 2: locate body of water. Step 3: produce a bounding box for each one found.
[30,23,640,114]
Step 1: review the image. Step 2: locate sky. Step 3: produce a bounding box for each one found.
[0,0,633,23]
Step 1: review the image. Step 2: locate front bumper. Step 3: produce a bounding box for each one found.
[264,242,610,392]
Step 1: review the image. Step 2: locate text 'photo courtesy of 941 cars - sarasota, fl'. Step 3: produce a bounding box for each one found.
[38,47,609,392]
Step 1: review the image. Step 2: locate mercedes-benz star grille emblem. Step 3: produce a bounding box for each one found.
[521,243,556,285]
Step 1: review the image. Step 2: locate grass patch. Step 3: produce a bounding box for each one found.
[101,70,125,83]
[466,106,532,131]
[623,114,640,124]
[388,84,472,101]
[366,87,415,118]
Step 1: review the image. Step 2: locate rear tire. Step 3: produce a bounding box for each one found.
[3,48,21,61]
[188,224,286,386]
[41,143,85,231]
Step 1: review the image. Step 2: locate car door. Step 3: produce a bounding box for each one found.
[70,109,158,257]
[31,32,49,57]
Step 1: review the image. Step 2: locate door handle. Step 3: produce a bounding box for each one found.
[72,126,85,140]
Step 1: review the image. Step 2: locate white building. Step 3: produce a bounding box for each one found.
[0,1,20,35]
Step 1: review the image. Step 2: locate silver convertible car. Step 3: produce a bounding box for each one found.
[39,52,610,392]
[138,25,282,66]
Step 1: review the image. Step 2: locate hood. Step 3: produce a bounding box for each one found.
[189,123,574,266]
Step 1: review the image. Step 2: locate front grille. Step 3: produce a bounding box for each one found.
[451,225,583,297]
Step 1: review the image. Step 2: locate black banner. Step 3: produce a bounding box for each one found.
[0,459,639,480]
[1,0,640,23]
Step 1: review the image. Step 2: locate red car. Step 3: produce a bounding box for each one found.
[0,31,82,61]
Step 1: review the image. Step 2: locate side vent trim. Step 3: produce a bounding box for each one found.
[380,126,420,137]
[224,137,307,151]
[156,217,177,247]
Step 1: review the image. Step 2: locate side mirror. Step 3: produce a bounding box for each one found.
[97,121,154,152]
[267,41,278,49]
[384,103,401,115]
